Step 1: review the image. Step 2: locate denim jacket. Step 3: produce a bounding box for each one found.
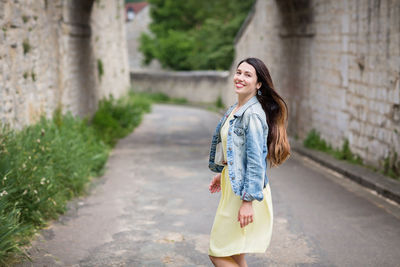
[208,95,269,202]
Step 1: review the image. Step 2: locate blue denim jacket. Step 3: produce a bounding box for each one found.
[208,95,269,201]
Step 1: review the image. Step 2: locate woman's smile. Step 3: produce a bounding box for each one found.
[235,82,245,88]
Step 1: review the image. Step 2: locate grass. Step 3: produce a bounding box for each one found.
[303,129,362,165]
[132,91,188,105]
[22,39,30,55]
[130,90,226,114]
[97,59,104,80]
[303,129,399,180]
[0,91,152,264]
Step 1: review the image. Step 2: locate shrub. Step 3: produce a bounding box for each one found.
[139,0,255,70]
[91,92,151,146]
[0,91,152,264]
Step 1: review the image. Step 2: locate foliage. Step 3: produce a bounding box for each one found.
[0,92,153,264]
[139,0,254,70]
[383,152,399,179]
[22,39,31,55]
[91,92,151,146]
[303,129,400,180]
[215,95,224,109]
[303,129,332,152]
[303,129,362,165]
[97,59,104,80]
[132,91,187,105]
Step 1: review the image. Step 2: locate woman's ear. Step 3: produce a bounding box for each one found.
[256,82,262,90]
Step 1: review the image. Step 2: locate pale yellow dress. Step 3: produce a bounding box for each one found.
[209,110,273,257]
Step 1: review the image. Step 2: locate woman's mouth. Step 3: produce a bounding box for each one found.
[235,83,245,88]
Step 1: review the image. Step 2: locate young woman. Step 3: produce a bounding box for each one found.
[208,57,290,267]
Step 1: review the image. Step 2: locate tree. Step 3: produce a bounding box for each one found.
[139,0,254,70]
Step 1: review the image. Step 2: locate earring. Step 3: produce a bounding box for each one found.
[257,90,262,96]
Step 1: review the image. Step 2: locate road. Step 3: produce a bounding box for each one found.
[18,104,400,266]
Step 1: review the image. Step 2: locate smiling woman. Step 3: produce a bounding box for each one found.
[207,57,290,267]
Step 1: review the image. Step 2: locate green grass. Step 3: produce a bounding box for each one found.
[132,91,188,105]
[303,129,399,180]
[303,129,362,165]
[132,90,227,113]
[91,91,151,147]
[0,91,152,264]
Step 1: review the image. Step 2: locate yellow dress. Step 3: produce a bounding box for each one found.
[209,110,273,257]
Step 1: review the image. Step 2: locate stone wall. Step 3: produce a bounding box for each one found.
[228,0,400,167]
[0,0,129,129]
[130,70,228,104]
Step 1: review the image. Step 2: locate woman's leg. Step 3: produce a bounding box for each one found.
[231,254,248,267]
[209,255,239,267]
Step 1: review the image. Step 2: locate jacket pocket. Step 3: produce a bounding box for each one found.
[233,128,245,136]
[233,127,245,146]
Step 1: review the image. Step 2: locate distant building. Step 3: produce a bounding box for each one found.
[125,2,148,22]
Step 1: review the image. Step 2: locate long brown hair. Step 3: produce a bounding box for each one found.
[237,57,290,166]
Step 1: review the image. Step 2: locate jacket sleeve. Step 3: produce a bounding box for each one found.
[241,113,267,201]
[208,117,225,173]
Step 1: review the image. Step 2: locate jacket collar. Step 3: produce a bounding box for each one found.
[234,95,259,118]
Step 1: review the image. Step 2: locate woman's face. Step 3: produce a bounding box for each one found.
[234,62,261,97]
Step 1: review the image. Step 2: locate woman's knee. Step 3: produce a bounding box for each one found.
[231,254,247,267]
[209,255,239,267]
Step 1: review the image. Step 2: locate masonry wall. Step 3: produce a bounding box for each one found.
[0,0,129,129]
[228,0,400,167]
[131,70,228,103]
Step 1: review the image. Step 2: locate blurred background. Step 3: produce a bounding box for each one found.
[128,0,400,178]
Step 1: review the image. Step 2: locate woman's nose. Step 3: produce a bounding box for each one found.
[235,74,243,81]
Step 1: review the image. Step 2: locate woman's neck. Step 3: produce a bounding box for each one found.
[236,93,256,110]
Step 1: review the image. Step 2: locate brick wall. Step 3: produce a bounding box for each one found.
[227,0,400,167]
[0,0,129,129]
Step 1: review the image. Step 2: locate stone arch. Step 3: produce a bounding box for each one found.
[60,0,97,116]
[274,0,315,135]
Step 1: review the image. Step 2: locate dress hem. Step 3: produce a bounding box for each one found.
[208,249,268,257]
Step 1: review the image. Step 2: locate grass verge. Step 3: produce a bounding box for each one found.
[303,129,399,180]
[0,91,152,265]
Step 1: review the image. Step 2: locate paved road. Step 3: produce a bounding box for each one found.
[19,104,400,266]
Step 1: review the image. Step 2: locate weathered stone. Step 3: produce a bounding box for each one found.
[0,0,129,129]
[228,0,400,168]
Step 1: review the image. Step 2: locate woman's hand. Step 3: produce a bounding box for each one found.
[238,201,254,228]
[209,173,221,193]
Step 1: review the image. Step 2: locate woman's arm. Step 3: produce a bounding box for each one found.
[241,113,266,202]
[209,173,221,193]
[238,200,253,228]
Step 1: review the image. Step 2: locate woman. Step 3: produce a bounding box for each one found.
[208,57,290,267]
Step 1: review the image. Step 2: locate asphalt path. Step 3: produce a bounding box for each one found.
[18,104,400,266]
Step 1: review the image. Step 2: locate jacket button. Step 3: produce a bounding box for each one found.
[228,147,232,151]
[231,177,235,180]
[228,132,231,136]
[229,161,233,165]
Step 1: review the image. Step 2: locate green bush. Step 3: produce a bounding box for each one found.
[91,92,151,146]
[0,91,152,264]
[303,129,332,152]
[132,91,188,105]
[139,0,254,70]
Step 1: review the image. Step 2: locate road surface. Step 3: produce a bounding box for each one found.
[18,104,400,266]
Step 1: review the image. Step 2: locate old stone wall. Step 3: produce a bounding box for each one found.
[130,70,228,104]
[0,0,129,129]
[228,0,400,167]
